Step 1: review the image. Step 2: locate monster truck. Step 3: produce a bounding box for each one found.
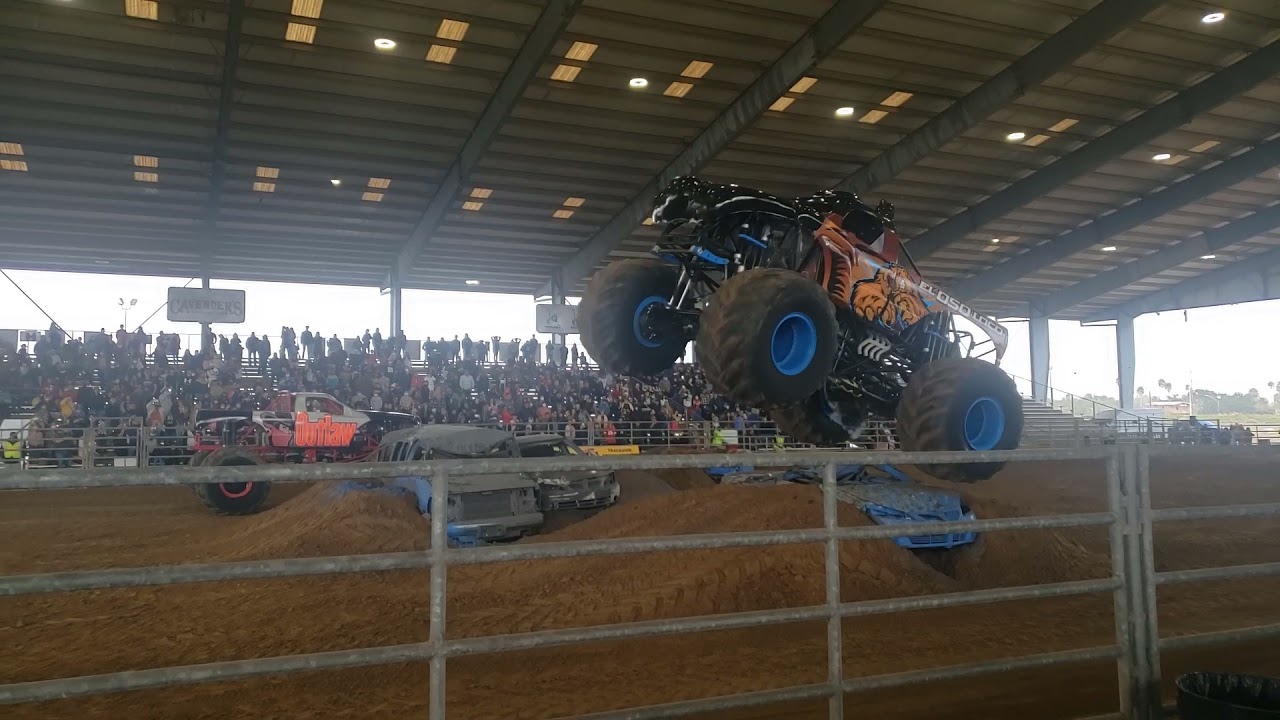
[188,391,419,514]
[577,176,1022,482]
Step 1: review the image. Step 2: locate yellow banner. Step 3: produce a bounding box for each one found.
[584,445,641,456]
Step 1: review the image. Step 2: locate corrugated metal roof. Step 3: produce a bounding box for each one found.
[0,0,1276,318]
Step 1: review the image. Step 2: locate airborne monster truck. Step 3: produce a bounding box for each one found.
[578,176,1023,482]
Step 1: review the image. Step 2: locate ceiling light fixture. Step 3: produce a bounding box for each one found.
[436,19,469,41]
[991,238,1001,244]
[462,201,483,211]
[1006,131,1026,141]
[835,106,855,117]
[663,81,693,98]
[470,187,492,198]
[880,91,913,107]
[629,77,648,88]
[550,64,581,82]
[1200,254,1216,259]
[330,178,341,186]
[1102,245,1117,252]
[565,41,598,62]
[465,279,480,286]
[859,110,888,124]
[285,22,317,44]
[1201,11,1225,23]
[1152,153,1172,161]
[768,97,795,112]
[374,38,396,50]
[680,60,714,79]
[426,45,457,64]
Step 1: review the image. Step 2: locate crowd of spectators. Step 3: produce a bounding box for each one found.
[1,323,764,460]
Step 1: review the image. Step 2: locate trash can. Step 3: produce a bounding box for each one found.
[1176,672,1280,719]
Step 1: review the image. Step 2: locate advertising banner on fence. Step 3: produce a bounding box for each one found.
[584,445,641,456]
[167,288,246,324]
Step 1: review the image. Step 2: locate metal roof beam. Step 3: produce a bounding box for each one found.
[834,0,1162,195]
[539,0,890,296]
[951,135,1280,300]
[1042,203,1280,316]
[390,0,583,286]
[201,0,245,280]
[907,39,1280,260]
[1086,246,1280,321]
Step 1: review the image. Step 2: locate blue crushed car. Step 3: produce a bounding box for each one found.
[721,464,977,550]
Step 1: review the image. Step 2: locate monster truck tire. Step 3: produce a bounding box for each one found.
[579,259,685,376]
[895,357,1023,483]
[195,447,272,515]
[188,450,211,467]
[697,269,837,407]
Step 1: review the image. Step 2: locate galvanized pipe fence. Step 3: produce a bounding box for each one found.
[1,445,1278,720]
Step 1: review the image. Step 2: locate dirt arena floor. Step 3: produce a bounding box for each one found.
[2,454,1279,719]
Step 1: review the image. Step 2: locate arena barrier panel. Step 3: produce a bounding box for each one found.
[2,445,1279,720]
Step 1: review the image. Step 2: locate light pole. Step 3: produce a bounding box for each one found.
[119,297,137,329]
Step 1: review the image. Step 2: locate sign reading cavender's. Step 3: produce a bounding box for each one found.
[167,287,247,324]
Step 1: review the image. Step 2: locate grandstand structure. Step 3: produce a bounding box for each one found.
[2,0,1279,409]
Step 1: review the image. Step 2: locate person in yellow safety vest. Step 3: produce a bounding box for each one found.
[772,434,785,451]
[2,432,21,466]
[710,425,726,447]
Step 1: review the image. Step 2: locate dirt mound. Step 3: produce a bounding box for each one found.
[615,471,676,503]
[654,467,717,490]
[205,481,427,561]
[449,483,954,637]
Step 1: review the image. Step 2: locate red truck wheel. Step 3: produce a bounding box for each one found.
[195,447,272,515]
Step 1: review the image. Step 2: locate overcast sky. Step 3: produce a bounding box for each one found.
[1,269,1275,398]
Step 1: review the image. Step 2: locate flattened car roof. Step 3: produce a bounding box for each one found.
[381,424,518,457]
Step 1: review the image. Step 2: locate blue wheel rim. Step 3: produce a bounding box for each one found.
[632,295,666,349]
[963,396,1006,451]
[770,312,818,376]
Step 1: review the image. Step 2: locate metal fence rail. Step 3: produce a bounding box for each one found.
[1,444,1278,719]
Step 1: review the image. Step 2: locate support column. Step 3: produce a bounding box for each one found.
[200,273,212,355]
[549,285,566,367]
[1116,314,1136,409]
[1029,308,1051,403]
[389,270,403,337]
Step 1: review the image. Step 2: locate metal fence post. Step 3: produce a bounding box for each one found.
[429,468,448,720]
[139,426,150,467]
[1106,449,1134,717]
[1133,445,1162,719]
[822,461,844,719]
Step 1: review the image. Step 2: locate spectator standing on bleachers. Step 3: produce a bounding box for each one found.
[461,334,473,362]
[372,328,383,354]
[246,333,260,362]
[218,334,229,361]
[2,432,21,466]
[260,335,272,374]
[229,334,243,365]
[300,326,312,360]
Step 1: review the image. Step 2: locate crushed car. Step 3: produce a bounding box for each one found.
[516,433,620,511]
[376,425,544,545]
[720,464,977,550]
